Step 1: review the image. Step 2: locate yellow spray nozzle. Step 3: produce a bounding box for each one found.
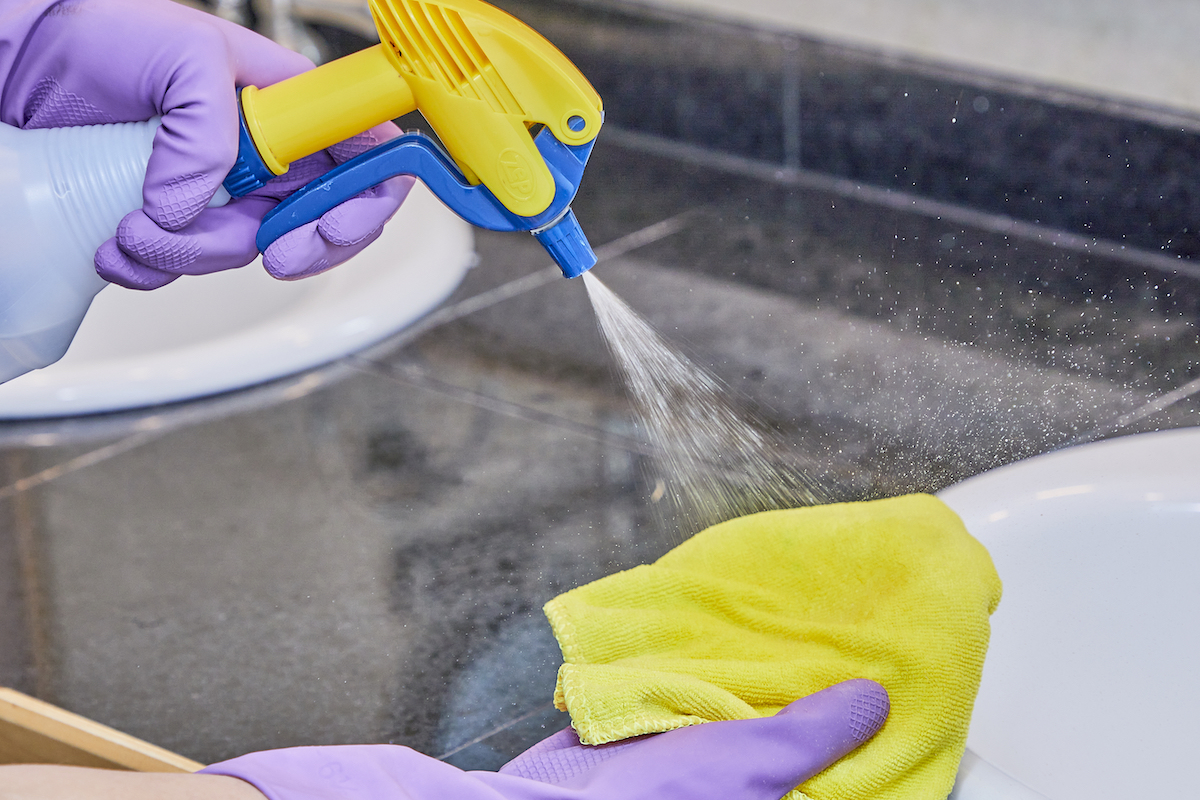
[238,0,602,219]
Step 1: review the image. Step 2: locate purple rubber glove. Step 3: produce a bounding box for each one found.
[0,0,412,289]
[201,680,889,800]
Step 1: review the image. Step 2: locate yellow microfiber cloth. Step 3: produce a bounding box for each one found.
[544,494,1002,800]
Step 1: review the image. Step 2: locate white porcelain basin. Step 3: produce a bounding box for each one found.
[939,428,1200,800]
[0,182,474,418]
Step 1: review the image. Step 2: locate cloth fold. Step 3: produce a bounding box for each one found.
[544,494,1002,800]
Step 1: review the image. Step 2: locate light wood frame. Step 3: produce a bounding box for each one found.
[0,688,202,772]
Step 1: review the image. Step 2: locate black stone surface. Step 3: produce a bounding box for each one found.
[492,0,1200,260]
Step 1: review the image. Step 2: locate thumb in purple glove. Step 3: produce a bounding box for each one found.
[200,680,888,800]
[498,678,890,798]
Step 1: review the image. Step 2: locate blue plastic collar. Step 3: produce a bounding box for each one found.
[223,104,276,197]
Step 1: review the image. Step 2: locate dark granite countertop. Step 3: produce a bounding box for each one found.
[1,0,1197,770]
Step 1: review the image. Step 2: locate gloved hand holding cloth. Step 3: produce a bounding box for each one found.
[543,493,1002,800]
[201,679,886,800]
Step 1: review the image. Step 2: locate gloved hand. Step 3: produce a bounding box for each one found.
[201,679,889,800]
[0,0,412,289]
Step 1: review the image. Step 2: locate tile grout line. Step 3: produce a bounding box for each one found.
[349,358,656,458]
[1065,374,1200,448]
[781,35,802,171]
[357,209,701,360]
[435,702,559,761]
[603,126,1200,281]
[7,450,54,699]
[0,431,162,502]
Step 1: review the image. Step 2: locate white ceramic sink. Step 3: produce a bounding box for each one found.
[939,427,1200,800]
[0,182,475,418]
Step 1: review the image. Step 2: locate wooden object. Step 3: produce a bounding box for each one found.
[0,687,202,772]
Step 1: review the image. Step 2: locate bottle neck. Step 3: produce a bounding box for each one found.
[38,119,158,265]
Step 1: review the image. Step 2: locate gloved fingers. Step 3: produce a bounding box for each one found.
[326,122,404,165]
[773,678,890,753]
[253,123,407,201]
[499,727,646,786]
[144,16,311,232]
[262,177,412,280]
[318,178,414,246]
[95,240,178,291]
[253,151,338,200]
[262,220,381,281]
[97,197,277,289]
[540,679,889,800]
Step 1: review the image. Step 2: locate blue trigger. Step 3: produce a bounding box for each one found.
[256,129,597,255]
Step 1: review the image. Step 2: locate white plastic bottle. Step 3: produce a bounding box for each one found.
[0,119,227,385]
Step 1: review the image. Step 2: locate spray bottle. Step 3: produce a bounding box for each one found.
[0,0,603,385]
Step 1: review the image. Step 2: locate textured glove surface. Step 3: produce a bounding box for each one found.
[3,0,410,289]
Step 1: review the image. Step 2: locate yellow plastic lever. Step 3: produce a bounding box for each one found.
[239,0,602,218]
